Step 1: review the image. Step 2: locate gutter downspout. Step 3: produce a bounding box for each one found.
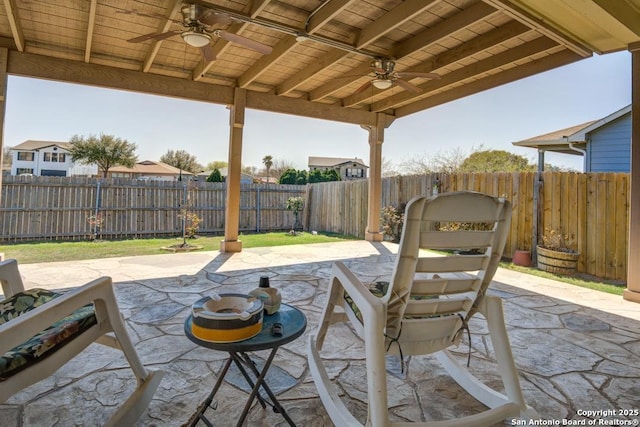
[563,135,587,171]
[568,141,587,172]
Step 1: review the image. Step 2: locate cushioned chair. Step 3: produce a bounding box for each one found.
[0,259,163,426]
[308,191,538,426]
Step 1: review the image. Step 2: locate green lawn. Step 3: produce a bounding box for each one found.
[0,232,356,265]
[0,232,625,296]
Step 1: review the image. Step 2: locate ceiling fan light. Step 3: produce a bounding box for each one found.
[181,30,211,47]
[372,79,393,90]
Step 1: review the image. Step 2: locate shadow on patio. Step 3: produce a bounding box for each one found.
[1,241,638,426]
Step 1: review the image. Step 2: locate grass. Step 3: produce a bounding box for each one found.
[0,232,624,296]
[502,262,627,296]
[0,232,357,265]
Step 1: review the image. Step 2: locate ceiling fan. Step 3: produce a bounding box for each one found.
[354,58,440,94]
[123,4,273,61]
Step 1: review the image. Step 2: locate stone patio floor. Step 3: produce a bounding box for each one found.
[1,240,639,426]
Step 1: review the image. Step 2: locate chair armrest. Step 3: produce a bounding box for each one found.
[0,259,26,298]
[0,276,115,355]
[331,261,385,325]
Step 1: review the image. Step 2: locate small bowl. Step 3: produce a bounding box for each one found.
[191,293,264,343]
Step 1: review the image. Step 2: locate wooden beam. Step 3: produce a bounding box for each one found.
[483,0,592,57]
[221,88,246,253]
[357,0,439,49]
[7,50,234,105]
[5,50,375,126]
[370,37,559,112]
[143,0,182,73]
[277,48,348,95]
[0,48,7,203]
[592,0,640,38]
[246,90,377,126]
[84,0,97,63]
[238,37,298,88]
[395,50,583,117]
[2,0,24,52]
[393,2,498,58]
[307,0,355,34]
[342,20,531,107]
[624,46,640,302]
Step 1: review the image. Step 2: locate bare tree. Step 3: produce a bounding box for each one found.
[270,159,295,182]
[381,157,399,177]
[399,147,471,175]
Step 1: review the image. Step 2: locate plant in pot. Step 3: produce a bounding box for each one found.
[536,228,579,275]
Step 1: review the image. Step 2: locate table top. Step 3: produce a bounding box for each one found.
[184,303,307,352]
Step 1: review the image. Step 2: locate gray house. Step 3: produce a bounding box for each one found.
[513,105,632,172]
[308,156,368,180]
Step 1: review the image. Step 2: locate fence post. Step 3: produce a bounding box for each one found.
[256,187,261,232]
[94,180,102,238]
[532,171,542,265]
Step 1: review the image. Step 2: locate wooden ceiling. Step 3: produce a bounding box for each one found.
[0,0,638,127]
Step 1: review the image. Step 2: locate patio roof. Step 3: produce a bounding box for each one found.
[0,1,638,124]
[3,242,639,425]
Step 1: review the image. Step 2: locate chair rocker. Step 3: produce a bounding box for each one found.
[0,259,164,426]
[308,191,538,426]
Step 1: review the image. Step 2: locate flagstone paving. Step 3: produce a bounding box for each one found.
[1,241,639,426]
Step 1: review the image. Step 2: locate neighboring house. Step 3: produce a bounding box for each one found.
[196,167,254,184]
[9,140,96,177]
[308,156,368,180]
[108,160,192,181]
[513,105,632,172]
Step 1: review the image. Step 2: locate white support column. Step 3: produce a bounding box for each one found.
[220,88,246,253]
[0,48,7,204]
[364,113,387,242]
[624,43,640,303]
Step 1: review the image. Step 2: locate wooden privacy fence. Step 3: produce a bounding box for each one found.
[307,172,629,281]
[0,176,305,241]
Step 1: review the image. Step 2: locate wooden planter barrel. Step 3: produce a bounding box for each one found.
[536,245,580,275]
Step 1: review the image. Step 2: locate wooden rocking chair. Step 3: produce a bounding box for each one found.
[0,259,163,426]
[308,191,538,426]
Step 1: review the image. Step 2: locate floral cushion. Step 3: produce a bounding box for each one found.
[0,288,97,381]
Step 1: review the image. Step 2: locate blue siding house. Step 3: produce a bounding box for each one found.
[513,105,632,172]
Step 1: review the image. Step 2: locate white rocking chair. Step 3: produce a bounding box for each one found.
[0,259,163,426]
[308,191,538,426]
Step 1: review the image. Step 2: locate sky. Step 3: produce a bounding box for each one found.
[4,50,632,172]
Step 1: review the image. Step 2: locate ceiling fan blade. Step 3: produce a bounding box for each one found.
[117,9,183,25]
[354,80,373,95]
[215,30,273,55]
[395,71,440,80]
[198,9,232,26]
[395,79,422,93]
[200,45,217,62]
[127,30,179,43]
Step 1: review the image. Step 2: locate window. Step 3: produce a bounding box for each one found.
[16,168,34,175]
[44,152,66,162]
[17,152,34,161]
[346,168,363,178]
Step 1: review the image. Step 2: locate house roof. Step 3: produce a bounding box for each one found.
[11,140,72,151]
[308,157,368,168]
[512,104,632,155]
[109,160,192,175]
[0,2,637,128]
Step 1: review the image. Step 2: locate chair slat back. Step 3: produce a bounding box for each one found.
[383,191,511,349]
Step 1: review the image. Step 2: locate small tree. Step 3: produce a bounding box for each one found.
[286,196,304,233]
[69,133,137,177]
[206,168,223,182]
[160,149,203,174]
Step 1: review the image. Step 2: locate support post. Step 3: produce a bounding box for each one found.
[624,43,640,303]
[220,88,246,253]
[0,48,8,204]
[363,113,387,242]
